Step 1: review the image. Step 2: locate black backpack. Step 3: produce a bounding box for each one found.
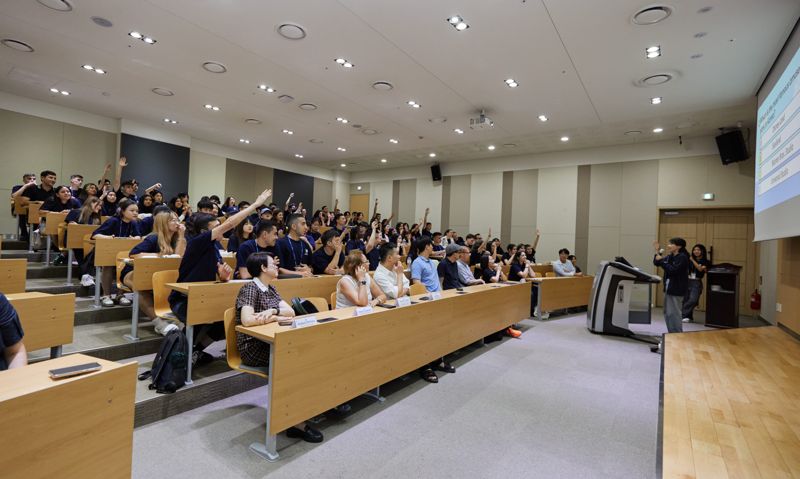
[137,330,188,394]
[291,298,321,316]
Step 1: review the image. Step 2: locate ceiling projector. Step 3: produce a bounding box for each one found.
[469,111,494,129]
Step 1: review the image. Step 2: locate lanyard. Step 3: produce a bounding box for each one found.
[288,237,306,266]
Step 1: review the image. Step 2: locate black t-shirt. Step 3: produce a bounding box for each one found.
[275,236,311,271]
[169,231,223,305]
[236,239,275,271]
[22,185,55,202]
[481,267,498,283]
[508,263,525,282]
[311,247,344,274]
[0,293,24,371]
[42,197,81,213]
[469,250,482,266]
[690,258,710,280]
[437,259,460,290]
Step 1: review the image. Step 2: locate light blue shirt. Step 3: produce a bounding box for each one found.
[411,256,440,292]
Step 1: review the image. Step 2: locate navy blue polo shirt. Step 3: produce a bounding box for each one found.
[139,216,155,236]
[42,197,81,213]
[508,263,525,282]
[120,235,160,282]
[0,294,24,371]
[22,185,55,202]
[101,201,118,217]
[169,231,223,305]
[345,238,366,255]
[92,217,141,238]
[65,208,81,224]
[311,247,344,274]
[236,239,275,271]
[432,244,445,252]
[275,236,311,271]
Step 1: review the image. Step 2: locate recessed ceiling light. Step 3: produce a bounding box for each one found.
[340,163,347,167]
[446,15,469,31]
[337,147,347,152]
[407,100,421,109]
[380,158,388,163]
[336,117,349,124]
[151,87,174,96]
[356,185,362,191]
[244,118,262,125]
[294,154,304,158]
[49,87,70,95]
[81,64,107,75]
[202,61,227,73]
[653,127,664,133]
[538,115,548,122]
[278,95,294,104]
[631,5,672,25]
[651,96,662,105]
[372,81,393,91]
[91,16,113,28]
[334,58,354,68]
[454,128,464,134]
[129,31,156,44]
[239,138,251,144]
[429,152,436,158]
[389,138,399,144]
[560,136,569,142]
[277,23,307,40]
[1,39,35,52]
[204,104,221,111]
[36,0,73,12]
[163,118,178,124]
[282,129,294,135]
[309,138,324,144]
[258,84,276,93]
[487,145,496,151]
[298,103,317,110]
[505,78,519,88]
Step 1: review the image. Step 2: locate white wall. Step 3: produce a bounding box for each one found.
[468,172,503,240]
[536,166,578,262]
[188,150,226,204]
[415,179,443,231]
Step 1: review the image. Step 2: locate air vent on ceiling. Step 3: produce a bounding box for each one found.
[151,87,174,96]
[638,73,673,86]
[372,81,393,91]
[299,103,317,111]
[309,138,324,144]
[277,23,307,40]
[1,39,34,52]
[361,128,378,135]
[91,16,113,27]
[244,118,262,125]
[625,130,642,136]
[631,5,673,25]
[202,62,227,73]
[278,95,294,103]
[36,0,73,12]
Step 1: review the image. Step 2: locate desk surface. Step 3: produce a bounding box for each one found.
[662,327,800,479]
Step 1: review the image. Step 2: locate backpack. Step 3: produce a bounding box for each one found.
[137,330,188,394]
[291,298,320,316]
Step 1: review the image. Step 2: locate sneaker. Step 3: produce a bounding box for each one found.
[101,296,115,307]
[506,327,522,338]
[80,274,95,287]
[117,296,132,306]
[191,350,214,367]
[152,318,179,336]
[53,254,66,266]
[682,318,692,323]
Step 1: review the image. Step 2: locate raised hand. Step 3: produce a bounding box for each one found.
[536,228,540,236]
[255,188,273,206]
[119,156,128,167]
[217,262,233,282]
[104,163,112,172]
[652,240,661,252]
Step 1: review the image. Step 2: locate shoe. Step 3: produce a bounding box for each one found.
[682,318,692,323]
[101,296,114,307]
[191,350,214,368]
[117,296,132,306]
[80,274,96,287]
[53,254,66,266]
[420,367,439,383]
[435,361,455,374]
[506,327,522,338]
[650,345,661,354]
[286,425,323,443]
[153,318,179,336]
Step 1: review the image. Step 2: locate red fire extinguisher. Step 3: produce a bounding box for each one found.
[750,289,761,311]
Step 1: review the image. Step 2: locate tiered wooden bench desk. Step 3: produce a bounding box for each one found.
[6,292,75,358]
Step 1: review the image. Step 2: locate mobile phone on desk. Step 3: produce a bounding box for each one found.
[49,362,102,380]
[278,320,293,326]
[377,303,397,309]
[418,296,430,301]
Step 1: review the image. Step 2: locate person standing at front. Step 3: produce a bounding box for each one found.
[651,237,689,353]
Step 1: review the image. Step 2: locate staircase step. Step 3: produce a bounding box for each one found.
[1,249,46,262]
[27,263,69,279]
[28,318,162,362]
[1,239,29,250]
[74,297,142,325]
[26,277,94,296]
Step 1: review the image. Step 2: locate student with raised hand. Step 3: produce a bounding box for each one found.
[91,198,141,307]
[232,252,325,443]
[553,248,583,277]
[169,188,272,367]
[335,250,386,309]
[101,188,118,216]
[274,214,313,277]
[227,218,254,253]
[373,242,410,299]
[121,211,186,335]
[529,228,541,263]
[236,221,278,279]
[652,238,689,353]
[0,293,27,371]
[311,228,345,275]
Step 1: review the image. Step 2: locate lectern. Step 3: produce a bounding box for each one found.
[705,263,741,328]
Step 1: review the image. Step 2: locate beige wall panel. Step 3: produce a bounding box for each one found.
[658,155,754,208]
[61,123,117,184]
[587,226,621,268]
[447,175,471,235]
[313,178,334,212]
[469,172,503,239]
[415,179,443,231]
[510,169,538,244]
[188,150,226,203]
[369,181,393,219]
[588,163,622,228]
[620,160,659,236]
[397,179,417,224]
[536,166,578,262]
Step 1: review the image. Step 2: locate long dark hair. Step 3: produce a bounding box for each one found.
[691,243,708,261]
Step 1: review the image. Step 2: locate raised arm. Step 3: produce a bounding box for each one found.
[145,182,162,194]
[284,192,294,210]
[113,156,127,191]
[532,228,541,251]
[422,207,429,228]
[365,220,379,253]
[372,198,379,221]
[98,162,112,186]
[211,188,271,241]
[333,198,339,212]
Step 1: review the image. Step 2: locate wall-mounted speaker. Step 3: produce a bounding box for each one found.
[715,130,749,165]
[431,164,442,181]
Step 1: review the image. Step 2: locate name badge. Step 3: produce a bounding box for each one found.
[355,306,374,316]
[292,316,318,329]
[396,296,411,307]
[431,291,442,300]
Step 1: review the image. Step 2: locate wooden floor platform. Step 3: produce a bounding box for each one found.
[661,326,800,479]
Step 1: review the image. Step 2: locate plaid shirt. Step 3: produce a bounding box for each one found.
[235,279,282,367]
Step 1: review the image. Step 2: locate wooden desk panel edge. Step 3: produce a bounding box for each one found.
[7,292,75,351]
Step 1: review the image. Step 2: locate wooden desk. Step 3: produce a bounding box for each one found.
[7,292,75,357]
[272,274,341,302]
[122,256,181,341]
[43,212,68,264]
[529,275,594,318]
[90,237,143,306]
[661,327,800,479]
[64,224,99,284]
[0,258,27,294]
[531,263,554,275]
[237,282,531,461]
[13,196,28,216]
[0,354,137,479]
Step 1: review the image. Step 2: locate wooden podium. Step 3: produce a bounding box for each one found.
[705,263,741,328]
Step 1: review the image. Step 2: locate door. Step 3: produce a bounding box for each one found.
[657,208,758,314]
[349,194,370,218]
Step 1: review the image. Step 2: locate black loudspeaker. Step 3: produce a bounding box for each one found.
[431,164,442,181]
[715,130,749,165]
